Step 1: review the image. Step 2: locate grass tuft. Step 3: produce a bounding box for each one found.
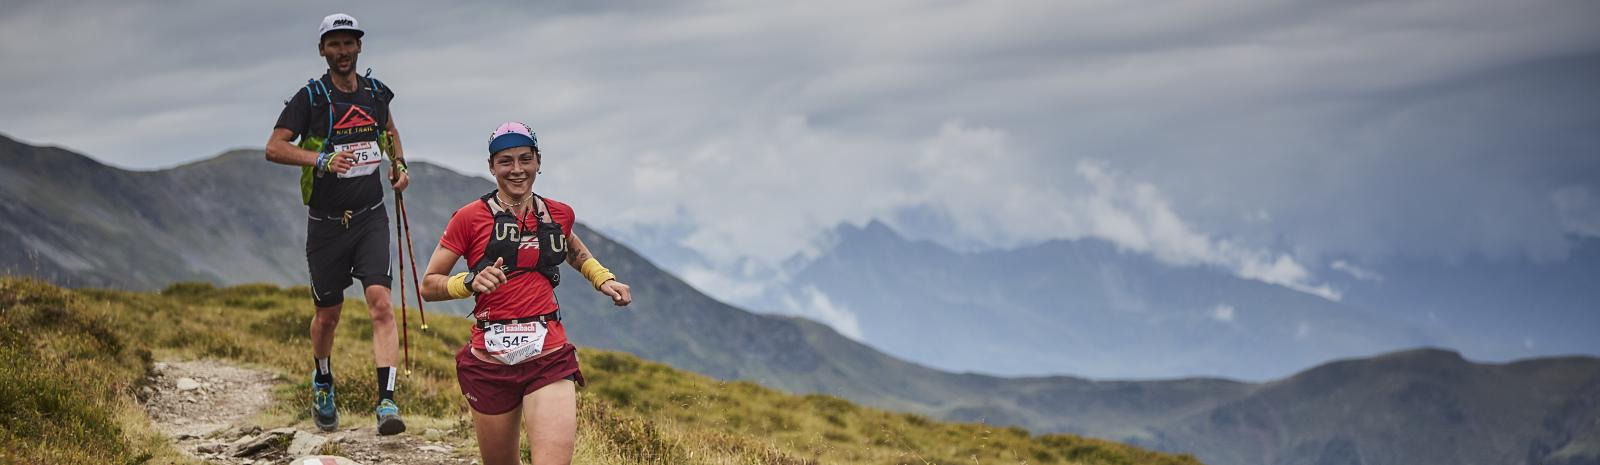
[0,278,155,464]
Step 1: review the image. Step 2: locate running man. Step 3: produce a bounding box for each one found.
[264,13,409,435]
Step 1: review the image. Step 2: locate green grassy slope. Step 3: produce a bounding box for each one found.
[0,277,1202,465]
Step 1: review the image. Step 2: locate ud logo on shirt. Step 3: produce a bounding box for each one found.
[495,223,519,241]
[547,233,567,253]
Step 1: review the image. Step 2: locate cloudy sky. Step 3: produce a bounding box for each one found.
[4,1,1598,337]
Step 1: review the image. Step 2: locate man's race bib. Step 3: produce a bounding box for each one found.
[483,321,547,365]
[332,141,384,179]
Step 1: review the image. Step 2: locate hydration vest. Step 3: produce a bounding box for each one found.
[471,190,567,288]
[295,69,394,205]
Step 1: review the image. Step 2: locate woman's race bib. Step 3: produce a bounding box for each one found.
[483,321,547,365]
[332,141,384,179]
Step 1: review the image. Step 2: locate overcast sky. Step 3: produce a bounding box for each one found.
[3,1,1598,312]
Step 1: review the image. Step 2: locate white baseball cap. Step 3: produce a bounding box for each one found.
[318,13,364,40]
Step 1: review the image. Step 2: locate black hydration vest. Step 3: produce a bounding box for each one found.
[471,190,567,288]
[295,70,394,208]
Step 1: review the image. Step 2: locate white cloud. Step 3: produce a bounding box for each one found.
[906,120,1075,246]
[777,286,863,340]
[596,115,909,266]
[1331,260,1384,282]
[840,122,1341,300]
[1210,303,1236,323]
[676,265,771,304]
[1068,160,1342,300]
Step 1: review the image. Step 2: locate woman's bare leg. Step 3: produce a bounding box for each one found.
[522,379,577,465]
[473,406,523,465]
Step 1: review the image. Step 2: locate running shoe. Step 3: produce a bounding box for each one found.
[375,398,406,436]
[312,378,339,432]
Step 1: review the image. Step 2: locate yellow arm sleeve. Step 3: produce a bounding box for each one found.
[447,272,473,299]
[579,258,616,291]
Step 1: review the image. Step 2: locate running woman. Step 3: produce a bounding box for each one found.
[422,122,632,465]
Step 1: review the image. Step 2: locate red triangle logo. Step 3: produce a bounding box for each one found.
[333,105,376,130]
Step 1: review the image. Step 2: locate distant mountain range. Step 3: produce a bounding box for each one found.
[678,214,1600,382]
[768,220,1439,380]
[3,133,1597,465]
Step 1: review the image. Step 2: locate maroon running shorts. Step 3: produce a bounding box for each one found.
[455,343,585,415]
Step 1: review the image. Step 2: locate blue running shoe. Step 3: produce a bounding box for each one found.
[312,378,339,432]
[375,398,406,436]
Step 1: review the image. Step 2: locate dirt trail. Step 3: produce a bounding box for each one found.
[142,359,472,465]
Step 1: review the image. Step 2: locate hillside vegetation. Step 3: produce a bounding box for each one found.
[0,277,1201,465]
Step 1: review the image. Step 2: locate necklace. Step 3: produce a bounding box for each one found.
[498,191,537,230]
[497,191,529,209]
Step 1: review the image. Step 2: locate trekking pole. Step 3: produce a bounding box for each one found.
[398,194,429,333]
[394,193,412,375]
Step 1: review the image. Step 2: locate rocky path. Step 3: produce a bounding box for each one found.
[142,359,472,465]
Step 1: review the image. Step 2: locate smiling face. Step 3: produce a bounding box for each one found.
[318,31,362,76]
[490,146,541,199]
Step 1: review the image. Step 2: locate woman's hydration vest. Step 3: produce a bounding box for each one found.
[472,190,567,288]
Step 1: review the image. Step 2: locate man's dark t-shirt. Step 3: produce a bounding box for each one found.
[275,73,395,211]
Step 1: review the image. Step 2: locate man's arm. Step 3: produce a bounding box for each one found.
[265,128,317,166]
[386,117,410,191]
[266,128,354,173]
[386,117,405,163]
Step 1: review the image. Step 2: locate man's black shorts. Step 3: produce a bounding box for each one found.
[306,203,391,307]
